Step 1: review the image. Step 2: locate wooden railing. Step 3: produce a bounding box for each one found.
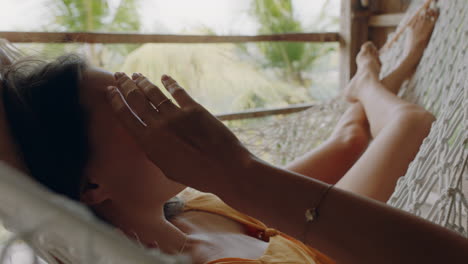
[0,31,338,120]
[369,13,405,27]
[216,103,316,121]
[0,9,403,121]
[0,32,340,44]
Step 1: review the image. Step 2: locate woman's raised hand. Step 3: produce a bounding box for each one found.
[107,72,254,192]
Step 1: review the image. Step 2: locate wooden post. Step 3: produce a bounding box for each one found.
[340,0,370,89]
[369,0,412,49]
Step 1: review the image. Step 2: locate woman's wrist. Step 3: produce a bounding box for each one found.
[216,153,261,201]
[219,156,330,233]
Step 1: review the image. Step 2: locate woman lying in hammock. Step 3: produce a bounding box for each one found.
[3,8,465,264]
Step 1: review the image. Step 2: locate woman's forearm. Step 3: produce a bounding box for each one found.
[106,73,467,263]
[219,158,468,264]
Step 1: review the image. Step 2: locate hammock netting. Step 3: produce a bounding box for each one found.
[0,0,466,263]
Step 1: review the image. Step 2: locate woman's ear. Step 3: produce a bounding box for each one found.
[80,180,110,205]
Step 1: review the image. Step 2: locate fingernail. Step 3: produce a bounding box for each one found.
[162,74,170,82]
[132,73,139,79]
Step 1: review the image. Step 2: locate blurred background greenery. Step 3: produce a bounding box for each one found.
[7,0,340,114]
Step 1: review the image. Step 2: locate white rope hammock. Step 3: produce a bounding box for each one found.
[0,0,466,263]
[230,0,468,235]
[0,164,188,264]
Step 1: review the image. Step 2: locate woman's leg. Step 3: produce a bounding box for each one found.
[286,103,370,184]
[337,11,437,202]
[381,9,439,94]
[287,9,437,188]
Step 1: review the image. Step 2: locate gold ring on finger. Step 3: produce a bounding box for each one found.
[155,98,172,112]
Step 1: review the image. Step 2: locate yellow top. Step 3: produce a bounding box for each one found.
[178,188,335,264]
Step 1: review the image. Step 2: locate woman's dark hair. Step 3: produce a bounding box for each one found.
[1,54,89,201]
[0,54,184,220]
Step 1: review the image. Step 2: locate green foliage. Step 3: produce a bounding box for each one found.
[50,0,140,32]
[250,0,337,87]
[254,0,303,70]
[254,0,301,34]
[47,0,141,66]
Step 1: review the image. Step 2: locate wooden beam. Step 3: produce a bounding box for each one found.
[216,103,314,121]
[368,0,412,48]
[0,32,340,44]
[369,0,412,14]
[369,13,405,27]
[339,0,369,89]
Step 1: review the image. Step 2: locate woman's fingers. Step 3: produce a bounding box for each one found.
[133,73,178,113]
[114,72,158,126]
[161,75,198,108]
[107,86,147,138]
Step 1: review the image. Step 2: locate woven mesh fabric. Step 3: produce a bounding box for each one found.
[385,0,468,236]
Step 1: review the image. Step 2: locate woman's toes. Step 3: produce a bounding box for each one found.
[360,42,375,54]
[357,44,381,71]
[423,8,439,25]
[405,7,438,53]
[357,43,372,62]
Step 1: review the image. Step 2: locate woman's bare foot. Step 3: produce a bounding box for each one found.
[344,42,382,102]
[381,8,439,94]
[407,8,439,54]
